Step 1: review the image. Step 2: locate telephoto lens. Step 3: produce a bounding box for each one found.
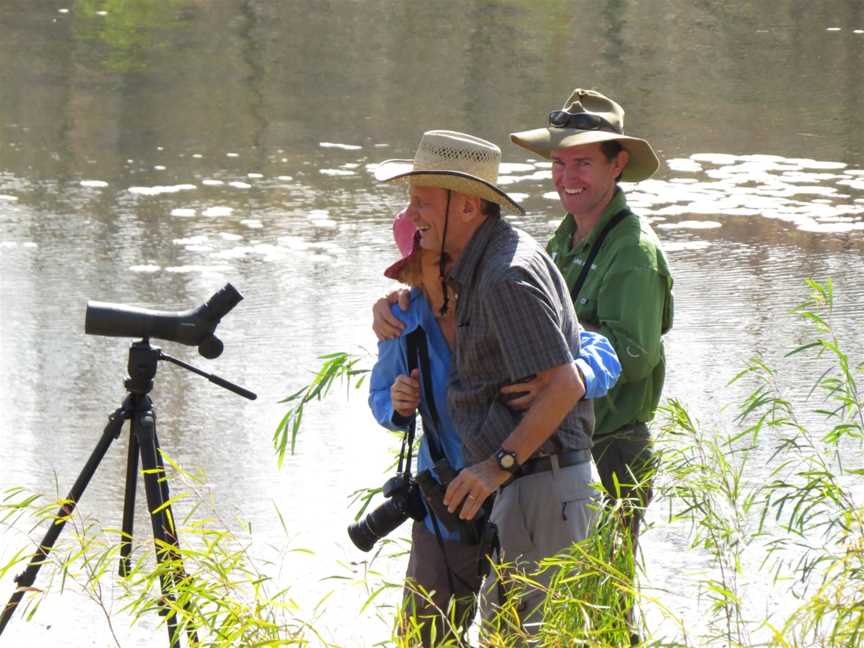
[347,475,425,552]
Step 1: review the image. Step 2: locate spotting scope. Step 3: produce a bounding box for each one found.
[85,283,242,358]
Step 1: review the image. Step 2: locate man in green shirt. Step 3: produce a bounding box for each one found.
[510,88,674,552]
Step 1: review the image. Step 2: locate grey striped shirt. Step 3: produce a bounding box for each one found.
[447,216,594,465]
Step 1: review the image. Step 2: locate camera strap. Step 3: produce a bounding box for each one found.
[406,326,479,597]
[396,325,442,478]
[397,420,415,477]
[569,208,630,302]
[406,326,447,464]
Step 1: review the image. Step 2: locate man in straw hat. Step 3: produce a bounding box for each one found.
[369,207,621,645]
[511,89,674,584]
[376,129,602,635]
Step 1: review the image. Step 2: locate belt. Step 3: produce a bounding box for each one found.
[515,448,592,479]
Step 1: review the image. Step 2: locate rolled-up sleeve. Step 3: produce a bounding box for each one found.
[597,267,666,383]
[484,270,574,381]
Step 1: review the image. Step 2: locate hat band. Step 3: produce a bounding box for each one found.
[547,111,622,134]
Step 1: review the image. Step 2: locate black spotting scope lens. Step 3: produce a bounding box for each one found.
[85,283,243,358]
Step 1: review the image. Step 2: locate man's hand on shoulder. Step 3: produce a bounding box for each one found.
[372,289,412,340]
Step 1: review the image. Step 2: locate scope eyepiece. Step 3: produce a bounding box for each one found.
[85,283,243,358]
[203,284,242,322]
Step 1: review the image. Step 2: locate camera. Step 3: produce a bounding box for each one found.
[347,474,426,552]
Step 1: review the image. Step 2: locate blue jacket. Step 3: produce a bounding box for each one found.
[368,288,621,538]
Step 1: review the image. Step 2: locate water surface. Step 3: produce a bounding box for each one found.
[1,2,863,645]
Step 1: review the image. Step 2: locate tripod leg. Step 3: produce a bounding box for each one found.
[150,426,200,647]
[133,409,181,648]
[0,408,127,636]
[152,430,175,545]
[119,430,140,577]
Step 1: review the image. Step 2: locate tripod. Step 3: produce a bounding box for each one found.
[0,339,256,647]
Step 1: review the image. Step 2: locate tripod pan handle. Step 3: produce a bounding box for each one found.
[209,374,257,400]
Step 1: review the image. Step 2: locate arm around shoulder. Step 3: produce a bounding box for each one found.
[576,329,621,399]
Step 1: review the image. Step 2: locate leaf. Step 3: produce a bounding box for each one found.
[359,583,392,613]
[273,350,370,464]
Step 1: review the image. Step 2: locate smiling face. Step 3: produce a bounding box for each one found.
[551,142,629,222]
[405,184,484,261]
[406,185,450,252]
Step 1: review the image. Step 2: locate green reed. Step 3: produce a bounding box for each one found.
[1,456,327,647]
[2,279,861,646]
[652,278,863,646]
[273,351,369,467]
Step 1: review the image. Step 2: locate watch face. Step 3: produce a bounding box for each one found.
[497,450,516,470]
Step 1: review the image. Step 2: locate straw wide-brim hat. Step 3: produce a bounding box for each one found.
[375,130,524,214]
[510,88,660,182]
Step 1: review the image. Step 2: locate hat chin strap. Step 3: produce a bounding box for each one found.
[437,190,451,317]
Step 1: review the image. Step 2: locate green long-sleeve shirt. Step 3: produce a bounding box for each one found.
[546,189,674,438]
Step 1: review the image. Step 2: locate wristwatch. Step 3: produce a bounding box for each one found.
[495,448,519,474]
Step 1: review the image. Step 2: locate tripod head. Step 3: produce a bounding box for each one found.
[120,339,256,400]
[85,283,242,358]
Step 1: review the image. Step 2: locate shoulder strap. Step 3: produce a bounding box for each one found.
[569,208,630,302]
[406,327,446,462]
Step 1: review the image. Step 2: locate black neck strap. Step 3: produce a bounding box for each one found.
[406,326,446,463]
[569,208,630,302]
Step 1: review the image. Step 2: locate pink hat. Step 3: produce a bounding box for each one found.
[384,208,421,280]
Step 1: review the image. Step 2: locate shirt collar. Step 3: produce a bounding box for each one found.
[448,215,502,291]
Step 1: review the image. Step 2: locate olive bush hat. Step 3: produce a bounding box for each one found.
[510,88,660,182]
[375,130,525,214]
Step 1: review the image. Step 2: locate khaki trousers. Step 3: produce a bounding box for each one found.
[481,458,601,635]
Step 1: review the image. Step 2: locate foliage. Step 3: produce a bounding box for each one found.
[754,278,864,646]
[659,399,756,645]
[656,277,864,646]
[273,351,369,467]
[73,0,187,73]
[1,456,328,647]
[491,506,646,647]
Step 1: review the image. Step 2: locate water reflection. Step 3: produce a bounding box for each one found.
[5,150,862,644]
[3,1,864,645]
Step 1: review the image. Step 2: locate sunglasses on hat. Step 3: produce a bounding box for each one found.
[547,111,621,134]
